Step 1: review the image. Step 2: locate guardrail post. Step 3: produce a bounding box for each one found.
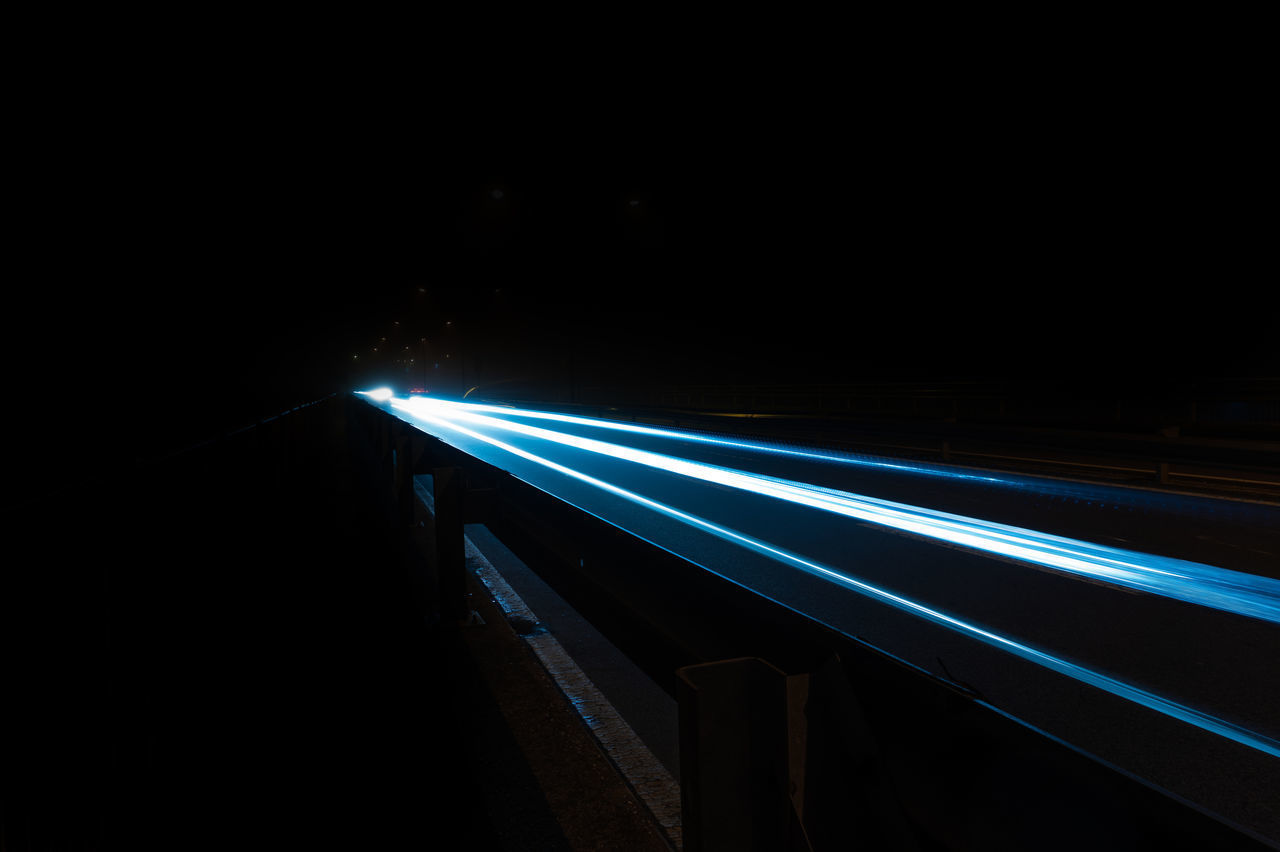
[432,466,467,620]
[799,654,920,850]
[677,657,792,851]
[395,429,415,529]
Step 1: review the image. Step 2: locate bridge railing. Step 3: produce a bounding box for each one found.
[351,393,1277,850]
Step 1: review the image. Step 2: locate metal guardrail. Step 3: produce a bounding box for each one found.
[351,394,1278,850]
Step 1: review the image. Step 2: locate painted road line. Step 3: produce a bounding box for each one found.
[464,535,684,849]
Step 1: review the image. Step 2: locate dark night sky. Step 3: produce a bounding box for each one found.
[8,35,1274,502]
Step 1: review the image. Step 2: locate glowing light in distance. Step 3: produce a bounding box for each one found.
[360,387,395,402]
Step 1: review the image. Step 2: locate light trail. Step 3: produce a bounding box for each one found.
[414,397,1008,482]
[389,395,1280,626]
[368,391,1280,759]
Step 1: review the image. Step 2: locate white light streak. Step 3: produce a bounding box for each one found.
[394,395,1280,626]
[375,392,1280,759]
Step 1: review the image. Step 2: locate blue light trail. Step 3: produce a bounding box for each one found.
[389,395,1280,626]
[416,397,1007,481]
[363,390,1280,759]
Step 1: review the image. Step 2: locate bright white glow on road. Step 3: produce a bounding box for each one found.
[362,390,1280,758]
[360,387,395,402]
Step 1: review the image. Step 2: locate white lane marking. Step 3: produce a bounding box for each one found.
[463,536,684,849]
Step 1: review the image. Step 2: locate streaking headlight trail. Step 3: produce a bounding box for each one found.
[411,397,1007,481]
[362,391,1280,759]
[388,395,1280,626]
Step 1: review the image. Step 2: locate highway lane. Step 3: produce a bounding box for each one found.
[360,391,1280,838]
